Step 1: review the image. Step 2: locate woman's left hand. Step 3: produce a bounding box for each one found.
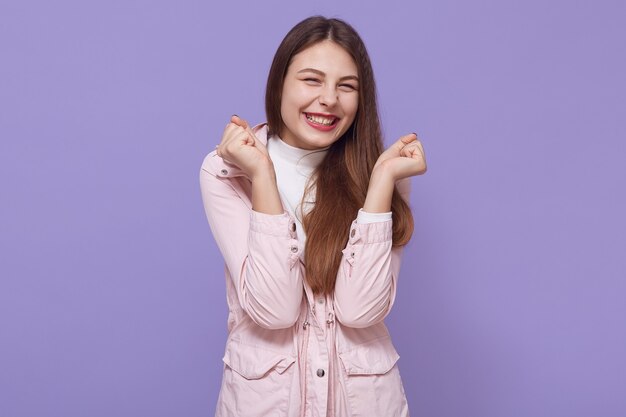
[363,133,426,212]
[373,133,427,181]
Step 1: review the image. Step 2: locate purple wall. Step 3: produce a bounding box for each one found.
[1,1,624,416]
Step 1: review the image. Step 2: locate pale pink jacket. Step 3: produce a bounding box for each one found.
[199,124,410,417]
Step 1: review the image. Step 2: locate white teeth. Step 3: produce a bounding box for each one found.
[306,114,335,126]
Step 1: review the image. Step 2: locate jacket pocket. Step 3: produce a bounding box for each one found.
[217,340,296,417]
[338,336,409,417]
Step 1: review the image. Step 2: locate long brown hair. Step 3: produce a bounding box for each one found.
[265,16,414,295]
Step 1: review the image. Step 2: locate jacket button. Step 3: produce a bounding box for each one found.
[291,223,296,232]
[350,229,356,238]
[290,245,298,253]
[316,368,325,377]
[220,169,228,175]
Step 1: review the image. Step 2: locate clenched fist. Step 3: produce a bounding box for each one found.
[373,132,427,181]
[216,115,274,180]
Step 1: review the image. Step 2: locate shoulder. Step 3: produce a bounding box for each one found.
[200,150,223,176]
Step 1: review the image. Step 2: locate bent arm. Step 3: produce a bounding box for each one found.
[334,178,411,328]
[333,220,403,328]
[199,154,303,329]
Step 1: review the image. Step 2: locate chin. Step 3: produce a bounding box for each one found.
[304,133,345,149]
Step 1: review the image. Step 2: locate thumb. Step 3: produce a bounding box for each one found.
[231,114,249,129]
[396,132,418,147]
[386,132,417,155]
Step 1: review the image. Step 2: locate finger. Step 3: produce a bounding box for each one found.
[221,122,240,142]
[409,133,424,152]
[400,133,417,145]
[412,142,427,172]
[218,123,236,156]
[230,128,253,148]
[381,133,415,158]
[230,114,262,146]
[226,123,250,141]
[390,133,417,153]
[239,121,267,154]
[229,115,255,145]
[401,143,421,158]
[414,140,425,159]
[220,125,245,151]
[220,129,246,159]
[231,114,249,129]
[243,125,259,146]
[399,134,425,158]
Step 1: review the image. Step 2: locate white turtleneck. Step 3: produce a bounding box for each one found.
[266,135,392,248]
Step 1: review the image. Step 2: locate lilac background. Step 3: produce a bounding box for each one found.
[1,0,625,416]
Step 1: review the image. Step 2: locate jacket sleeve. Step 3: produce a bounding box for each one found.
[333,178,411,328]
[199,153,303,329]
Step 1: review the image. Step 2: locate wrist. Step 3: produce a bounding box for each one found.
[250,159,276,182]
[363,168,395,213]
[251,165,283,215]
[370,164,396,187]
[372,160,400,182]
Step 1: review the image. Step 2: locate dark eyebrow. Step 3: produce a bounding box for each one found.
[297,68,359,82]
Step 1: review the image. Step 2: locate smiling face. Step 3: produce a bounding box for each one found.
[279,40,359,150]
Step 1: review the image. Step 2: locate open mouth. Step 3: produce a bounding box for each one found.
[304,113,339,127]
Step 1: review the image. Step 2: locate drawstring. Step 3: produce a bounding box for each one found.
[326,311,335,326]
[299,317,310,417]
[327,311,336,416]
[299,302,336,416]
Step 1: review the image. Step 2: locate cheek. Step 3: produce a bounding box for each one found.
[344,96,359,121]
[282,82,309,105]
[280,93,297,121]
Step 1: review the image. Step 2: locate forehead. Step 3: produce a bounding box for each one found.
[287,40,358,75]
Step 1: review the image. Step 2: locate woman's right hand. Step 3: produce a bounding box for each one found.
[216,115,273,180]
[216,115,283,214]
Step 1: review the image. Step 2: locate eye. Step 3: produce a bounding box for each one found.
[339,83,357,91]
[303,78,321,84]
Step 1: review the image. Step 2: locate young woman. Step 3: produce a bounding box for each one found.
[200,15,426,417]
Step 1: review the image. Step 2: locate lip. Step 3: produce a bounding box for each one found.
[305,112,339,118]
[303,112,340,132]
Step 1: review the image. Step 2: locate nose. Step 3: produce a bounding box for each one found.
[318,85,338,107]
